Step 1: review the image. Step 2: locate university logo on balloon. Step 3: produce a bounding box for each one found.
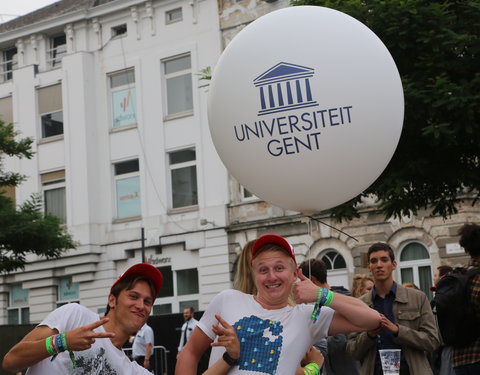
[233,61,355,158]
[208,6,404,214]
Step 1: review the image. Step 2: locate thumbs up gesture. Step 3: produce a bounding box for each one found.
[292,268,321,304]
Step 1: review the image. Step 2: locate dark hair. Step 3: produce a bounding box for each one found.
[104,275,157,316]
[368,242,395,262]
[458,223,480,258]
[437,265,453,277]
[299,259,327,284]
[184,306,195,313]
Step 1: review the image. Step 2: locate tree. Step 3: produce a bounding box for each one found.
[0,120,76,273]
[290,0,480,220]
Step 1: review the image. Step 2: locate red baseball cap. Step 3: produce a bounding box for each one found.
[251,234,297,264]
[111,263,163,296]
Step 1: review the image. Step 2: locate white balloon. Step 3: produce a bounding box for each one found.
[208,6,404,213]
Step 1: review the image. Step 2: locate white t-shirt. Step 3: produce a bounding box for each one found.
[132,324,154,358]
[178,318,199,351]
[197,289,334,375]
[26,303,150,375]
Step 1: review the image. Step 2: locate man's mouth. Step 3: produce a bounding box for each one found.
[266,284,281,289]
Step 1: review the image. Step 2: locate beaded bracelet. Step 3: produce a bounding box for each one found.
[304,362,320,375]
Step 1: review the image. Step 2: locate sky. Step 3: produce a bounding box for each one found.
[0,0,60,23]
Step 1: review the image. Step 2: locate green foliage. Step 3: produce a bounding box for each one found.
[291,0,480,220]
[197,66,212,89]
[0,119,76,273]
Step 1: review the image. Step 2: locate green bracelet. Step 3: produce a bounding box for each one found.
[324,290,335,307]
[46,336,56,356]
[61,332,68,351]
[304,362,320,375]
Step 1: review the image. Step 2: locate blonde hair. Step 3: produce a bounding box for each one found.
[403,282,420,290]
[351,273,374,298]
[234,240,257,294]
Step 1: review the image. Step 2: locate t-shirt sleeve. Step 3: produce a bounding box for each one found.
[145,327,154,345]
[39,303,98,333]
[197,290,232,341]
[310,306,335,342]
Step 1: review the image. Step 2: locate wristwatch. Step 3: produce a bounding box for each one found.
[222,351,239,366]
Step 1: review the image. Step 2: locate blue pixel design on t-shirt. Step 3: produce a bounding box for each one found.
[233,315,283,374]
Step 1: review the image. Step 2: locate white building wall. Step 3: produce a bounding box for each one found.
[0,0,229,323]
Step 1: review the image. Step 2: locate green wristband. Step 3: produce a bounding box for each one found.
[304,362,320,375]
[46,336,56,356]
[324,290,334,307]
[61,332,68,351]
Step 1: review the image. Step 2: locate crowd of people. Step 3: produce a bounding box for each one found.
[2,222,479,375]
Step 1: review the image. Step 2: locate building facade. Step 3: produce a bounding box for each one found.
[0,0,478,327]
[0,0,229,325]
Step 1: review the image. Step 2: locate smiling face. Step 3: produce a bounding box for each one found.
[368,250,397,283]
[252,249,297,309]
[107,280,154,335]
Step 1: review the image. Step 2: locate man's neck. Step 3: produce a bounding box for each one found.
[104,317,131,350]
[374,278,394,298]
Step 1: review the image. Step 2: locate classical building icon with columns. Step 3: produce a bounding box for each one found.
[254,62,319,116]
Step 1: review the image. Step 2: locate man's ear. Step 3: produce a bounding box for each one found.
[392,260,397,270]
[108,294,116,309]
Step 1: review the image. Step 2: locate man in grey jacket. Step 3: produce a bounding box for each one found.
[346,242,440,375]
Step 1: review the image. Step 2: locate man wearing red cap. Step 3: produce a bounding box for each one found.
[3,263,163,374]
[176,234,381,375]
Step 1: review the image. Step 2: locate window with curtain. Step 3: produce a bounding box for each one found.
[38,84,63,138]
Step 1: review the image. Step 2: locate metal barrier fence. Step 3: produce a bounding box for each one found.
[123,345,169,375]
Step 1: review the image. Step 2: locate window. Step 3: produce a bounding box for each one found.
[8,285,29,324]
[398,242,433,299]
[166,8,183,24]
[1,47,17,82]
[177,268,199,295]
[41,170,66,223]
[317,248,349,287]
[0,95,13,125]
[154,265,199,314]
[109,69,137,128]
[48,34,66,68]
[38,84,63,139]
[114,159,141,219]
[320,250,347,270]
[163,54,193,117]
[169,149,198,208]
[241,185,257,201]
[57,276,79,307]
[112,24,127,37]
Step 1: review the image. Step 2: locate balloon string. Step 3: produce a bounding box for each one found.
[307,216,358,242]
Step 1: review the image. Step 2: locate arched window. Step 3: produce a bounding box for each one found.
[317,249,348,287]
[398,242,433,299]
[319,249,347,270]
